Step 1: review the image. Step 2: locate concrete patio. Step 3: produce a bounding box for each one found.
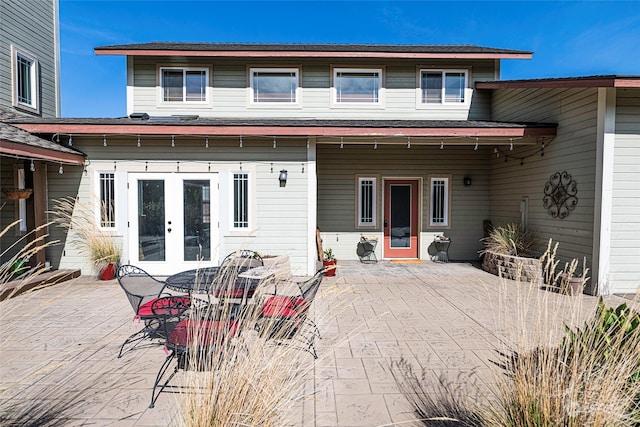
[0,260,630,426]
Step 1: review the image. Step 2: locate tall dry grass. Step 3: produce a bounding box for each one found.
[393,242,640,426]
[166,261,343,427]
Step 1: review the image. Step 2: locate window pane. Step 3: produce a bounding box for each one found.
[183,180,211,261]
[100,173,116,227]
[163,70,183,102]
[185,70,206,102]
[336,72,379,103]
[422,72,442,103]
[444,72,465,103]
[253,71,296,102]
[233,173,249,228]
[359,179,375,225]
[431,179,447,225]
[16,54,32,105]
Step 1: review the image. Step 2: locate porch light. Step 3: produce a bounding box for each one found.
[279,169,288,187]
[463,177,472,186]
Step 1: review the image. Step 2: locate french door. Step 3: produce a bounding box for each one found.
[383,179,419,258]
[127,173,219,275]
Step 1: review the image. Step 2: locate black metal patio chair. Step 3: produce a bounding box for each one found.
[149,297,239,408]
[255,268,325,358]
[116,264,190,358]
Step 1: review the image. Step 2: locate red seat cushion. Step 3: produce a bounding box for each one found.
[262,296,309,318]
[168,319,238,348]
[137,296,190,318]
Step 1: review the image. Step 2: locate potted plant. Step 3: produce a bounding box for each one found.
[558,257,590,296]
[323,248,337,277]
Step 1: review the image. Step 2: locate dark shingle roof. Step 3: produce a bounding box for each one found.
[0,121,85,156]
[6,116,554,129]
[95,42,531,56]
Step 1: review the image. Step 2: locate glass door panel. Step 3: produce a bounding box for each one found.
[183,180,211,261]
[137,179,166,261]
[390,185,411,248]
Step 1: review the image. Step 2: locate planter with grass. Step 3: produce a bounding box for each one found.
[481,223,541,282]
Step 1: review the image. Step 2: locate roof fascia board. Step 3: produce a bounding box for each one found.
[477,78,640,89]
[0,140,86,164]
[13,123,555,138]
[94,48,532,60]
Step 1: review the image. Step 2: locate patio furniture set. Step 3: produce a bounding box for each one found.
[116,250,326,408]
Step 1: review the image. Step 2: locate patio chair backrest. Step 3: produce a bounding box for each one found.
[117,264,167,314]
[297,269,325,306]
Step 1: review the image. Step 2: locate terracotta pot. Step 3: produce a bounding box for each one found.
[560,273,583,296]
[100,263,117,280]
[323,260,337,277]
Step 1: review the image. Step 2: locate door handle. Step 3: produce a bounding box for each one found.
[384,220,388,228]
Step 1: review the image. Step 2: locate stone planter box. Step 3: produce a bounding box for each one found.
[262,255,292,282]
[482,251,542,282]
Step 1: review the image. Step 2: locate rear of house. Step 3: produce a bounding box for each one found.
[4,42,639,295]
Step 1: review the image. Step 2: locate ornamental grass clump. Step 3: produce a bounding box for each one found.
[49,197,121,275]
[176,262,342,427]
[481,223,539,257]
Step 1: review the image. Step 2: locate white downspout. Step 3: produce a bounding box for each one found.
[307,136,318,275]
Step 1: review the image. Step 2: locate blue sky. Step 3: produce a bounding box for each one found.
[59,0,640,118]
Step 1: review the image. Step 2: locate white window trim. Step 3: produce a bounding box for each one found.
[416,68,470,109]
[248,67,301,107]
[95,171,117,230]
[158,66,210,105]
[229,170,254,233]
[331,67,384,109]
[428,175,451,228]
[11,45,39,113]
[356,175,378,228]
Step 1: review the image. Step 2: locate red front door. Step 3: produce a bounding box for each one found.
[383,179,419,258]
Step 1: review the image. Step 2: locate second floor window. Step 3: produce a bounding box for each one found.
[161,67,207,103]
[420,70,467,104]
[12,46,39,111]
[334,68,382,104]
[250,68,298,103]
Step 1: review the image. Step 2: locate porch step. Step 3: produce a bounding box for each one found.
[0,269,82,301]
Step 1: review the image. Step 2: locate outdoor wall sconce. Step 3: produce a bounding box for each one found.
[463,177,472,186]
[279,169,288,187]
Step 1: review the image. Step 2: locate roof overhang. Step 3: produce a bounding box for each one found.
[95,49,532,60]
[0,139,86,165]
[12,122,555,139]
[476,75,640,89]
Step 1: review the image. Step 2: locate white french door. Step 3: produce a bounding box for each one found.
[127,173,219,275]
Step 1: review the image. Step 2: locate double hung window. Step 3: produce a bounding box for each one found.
[420,70,467,104]
[250,68,299,104]
[357,176,377,228]
[11,46,39,111]
[334,68,382,105]
[160,67,208,103]
[429,176,450,227]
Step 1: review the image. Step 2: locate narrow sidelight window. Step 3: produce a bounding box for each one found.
[357,177,377,227]
[100,173,116,228]
[430,177,449,227]
[233,173,249,228]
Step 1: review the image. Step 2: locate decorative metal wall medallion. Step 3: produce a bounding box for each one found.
[543,171,578,219]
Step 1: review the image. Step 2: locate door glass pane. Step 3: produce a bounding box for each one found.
[390,185,411,248]
[183,180,211,261]
[138,180,165,261]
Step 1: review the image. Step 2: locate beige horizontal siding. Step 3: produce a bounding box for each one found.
[317,144,490,260]
[490,88,598,273]
[130,57,494,120]
[611,89,640,293]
